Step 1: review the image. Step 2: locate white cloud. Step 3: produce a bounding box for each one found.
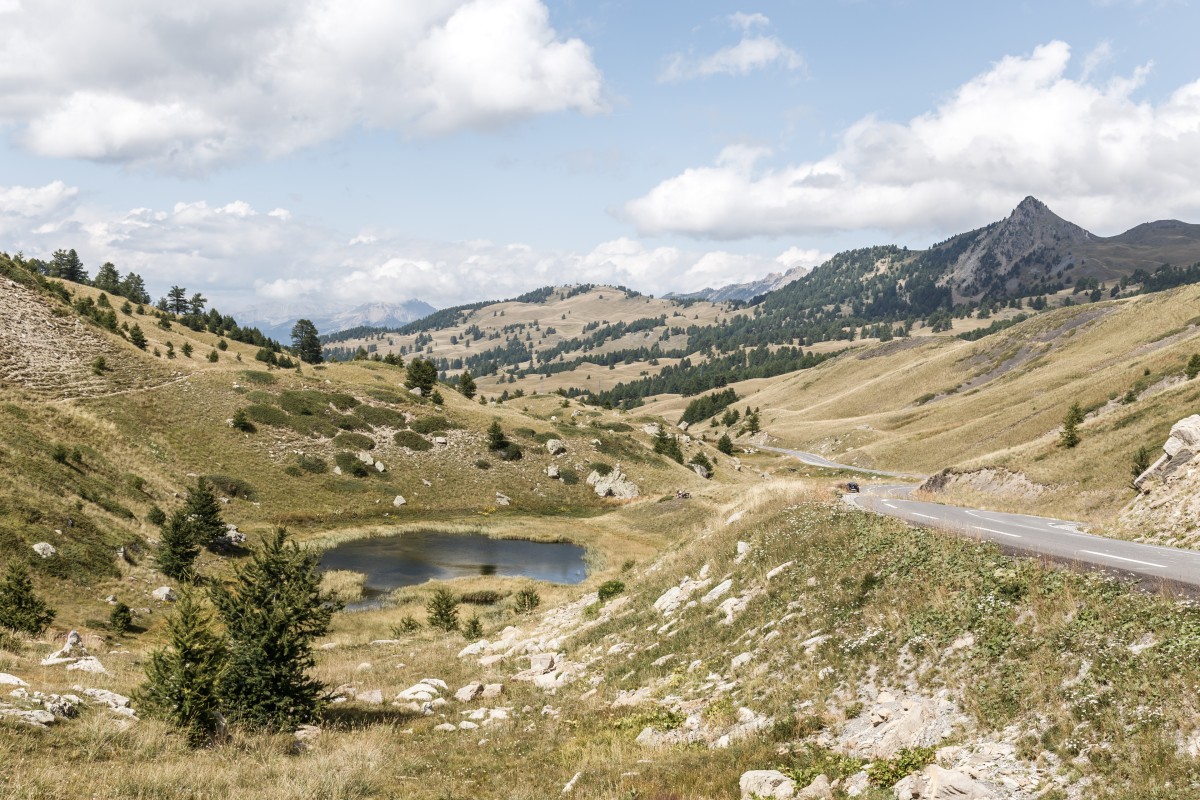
[729,12,771,31]
[629,41,1200,239]
[1080,41,1113,81]
[4,184,801,309]
[660,15,803,83]
[0,0,606,172]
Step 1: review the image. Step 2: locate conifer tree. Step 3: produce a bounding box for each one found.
[404,357,438,392]
[487,419,507,450]
[184,479,226,548]
[717,433,734,456]
[290,319,323,364]
[458,369,477,399]
[0,563,56,635]
[129,323,147,350]
[426,587,459,632]
[158,508,199,581]
[210,528,337,731]
[653,427,684,463]
[1060,402,1083,449]
[141,592,226,746]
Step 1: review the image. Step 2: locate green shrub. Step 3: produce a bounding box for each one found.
[462,616,484,640]
[354,405,409,428]
[204,474,257,501]
[333,414,372,431]
[499,442,523,461]
[391,616,421,636]
[597,580,625,603]
[411,415,459,434]
[588,461,613,476]
[426,587,459,632]
[867,747,936,787]
[474,459,492,470]
[332,431,375,451]
[394,430,433,451]
[296,454,327,474]
[278,390,329,416]
[559,467,579,485]
[51,443,68,464]
[240,370,275,384]
[284,415,340,439]
[244,404,288,426]
[334,452,371,478]
[514,588,540,614]
[460,590,502,605]
[147,505,167,526]
[231,408,255,432]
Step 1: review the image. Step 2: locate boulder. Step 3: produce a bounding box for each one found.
[798,775,834,799]
[434,436,448,446]
[0,673,28,686]
[642,423,662,436]
[678,421,689,431]
[546,464,560,479]
[892,765,998,799]
[409,387,424,397]
[692,464,710,479]
[393,495,407,508]
[586,466,640,500]
[455,682,484,703]
[41,630,88,665]
[152,586,177,603]
[545,439,567,455]
[481,683,504,699]
[357,689,384,705]
[740,769,796,799]
[496,492,511,506]
[1134,414,1200,489]
[32,542,56,558]
[374,461,386,472]
[357,450,374,465]
[66,657,107,674]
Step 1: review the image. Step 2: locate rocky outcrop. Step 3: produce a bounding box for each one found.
[586,465,639,500]
[920,468,1047,500]
[545,439,567,455]
[1133,414,1200,490]
[1120,415,1200,547]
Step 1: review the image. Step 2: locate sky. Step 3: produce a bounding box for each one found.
[2,0,1200,315]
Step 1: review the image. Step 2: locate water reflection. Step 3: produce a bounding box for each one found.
[319,530,587,603]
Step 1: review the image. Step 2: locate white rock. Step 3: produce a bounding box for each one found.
[358,689,383,705]
[0,673,28,687]
[32,542,56,558]
[740,769,796,799]
[152,586,176,602]
[421,678,448,691]
[458,720,479,730]
[545,439,567,455]
[458,640,490,657]
[392,495,407,508]
[734,541,750,563]
[455,683,484,703]
[766,561,795,580]
[562,771,583,793]
[481,683,504,699]
[893,764,998,799]
[434,437,448,446]
[702,579,733,604]
[374,461,386,472]
[546,464,560,479]
[731,652,753,670]
[433,722,457,732]
[66,657,107,674]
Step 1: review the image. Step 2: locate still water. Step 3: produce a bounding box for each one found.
[319,530,588,605]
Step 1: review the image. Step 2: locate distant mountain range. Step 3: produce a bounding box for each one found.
[666,263,812,303]
[237,299,436,341]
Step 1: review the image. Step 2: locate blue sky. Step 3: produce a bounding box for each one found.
[1,1,1199,314]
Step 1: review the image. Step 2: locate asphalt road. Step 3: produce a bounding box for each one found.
[770,449,1200,591]
[760,445,920,479]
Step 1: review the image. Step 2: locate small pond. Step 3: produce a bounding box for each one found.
[319,530,588,607]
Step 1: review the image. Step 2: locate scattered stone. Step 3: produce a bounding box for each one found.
[409,387,424,397]
[358,689,383,705]
[356,450,374,465]
[374,461,386,472]
[731,652,753,670]
[455,682,484,703]
[151,586,176,603]
[393,495,407,508]
[496,492,511,506]
[734,541,750,563]
[32,542,56,558]
[701,579,733,604]
[546,439,567,455]
[692,464,710,479]
[798,774,833,800]
[458,640,490,657]
[433,722,457,732]
[458,720,478,730]
[293,724,321,753]
[433,437,448,446]
[562,771,583,793]
[766,561,795,580]
[0,673,28,687]
[893,764,998,799]
[66,657,107,674]
[546,464,560,479]
[481,683,504,699]
[740,769,796,799]
[586,465,640,500]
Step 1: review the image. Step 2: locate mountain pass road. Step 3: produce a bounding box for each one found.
[768,448,1200,591]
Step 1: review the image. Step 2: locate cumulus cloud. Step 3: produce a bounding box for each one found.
[660,13,803,83]
[629,41,1200,239]
[0,0,606,171]
[4,183,800,309]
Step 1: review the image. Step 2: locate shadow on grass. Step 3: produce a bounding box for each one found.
[321,704,422,731]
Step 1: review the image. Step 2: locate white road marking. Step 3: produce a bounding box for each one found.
[911,512,937,520]
[1077,550,1166,569]
[882,501,897,509]
[976,527,1021,539]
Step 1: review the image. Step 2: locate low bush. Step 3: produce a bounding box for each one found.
[499,442,523,461]
[244,404,288,426]
[588,461,613,476]
[240,370,276,384]
[559,467,579,485]
[204,474,257,501]
[393,430,433,451]
[296,454,327,474]
[354,405,409,428]
[460,590,502,605]
[334,452,371,478]
[332,431,375,451]
[597,580,625,603]
[514,588,540,614]
[411,415,460,434]
[474,459,492,470]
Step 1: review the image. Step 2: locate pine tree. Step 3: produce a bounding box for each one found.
[210,528,337,731]
[653,428,684,464]
[405,358,438,392]
[487,419,507,450]
[1060,403,1083,449]
[426,587,459,632]
[1188,354,1200,380]
[49,248,86,283]
[109,601,134,635]
[166,286,189,314]
[184,479,226,548]
[0,563,56,635]
[290,319,323,364]
[158,508,199,581]
[129,323,147,350]
[717,433,734,456]
[140,592,226,746]
[458,369,477,399]
[94,262,121,293]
